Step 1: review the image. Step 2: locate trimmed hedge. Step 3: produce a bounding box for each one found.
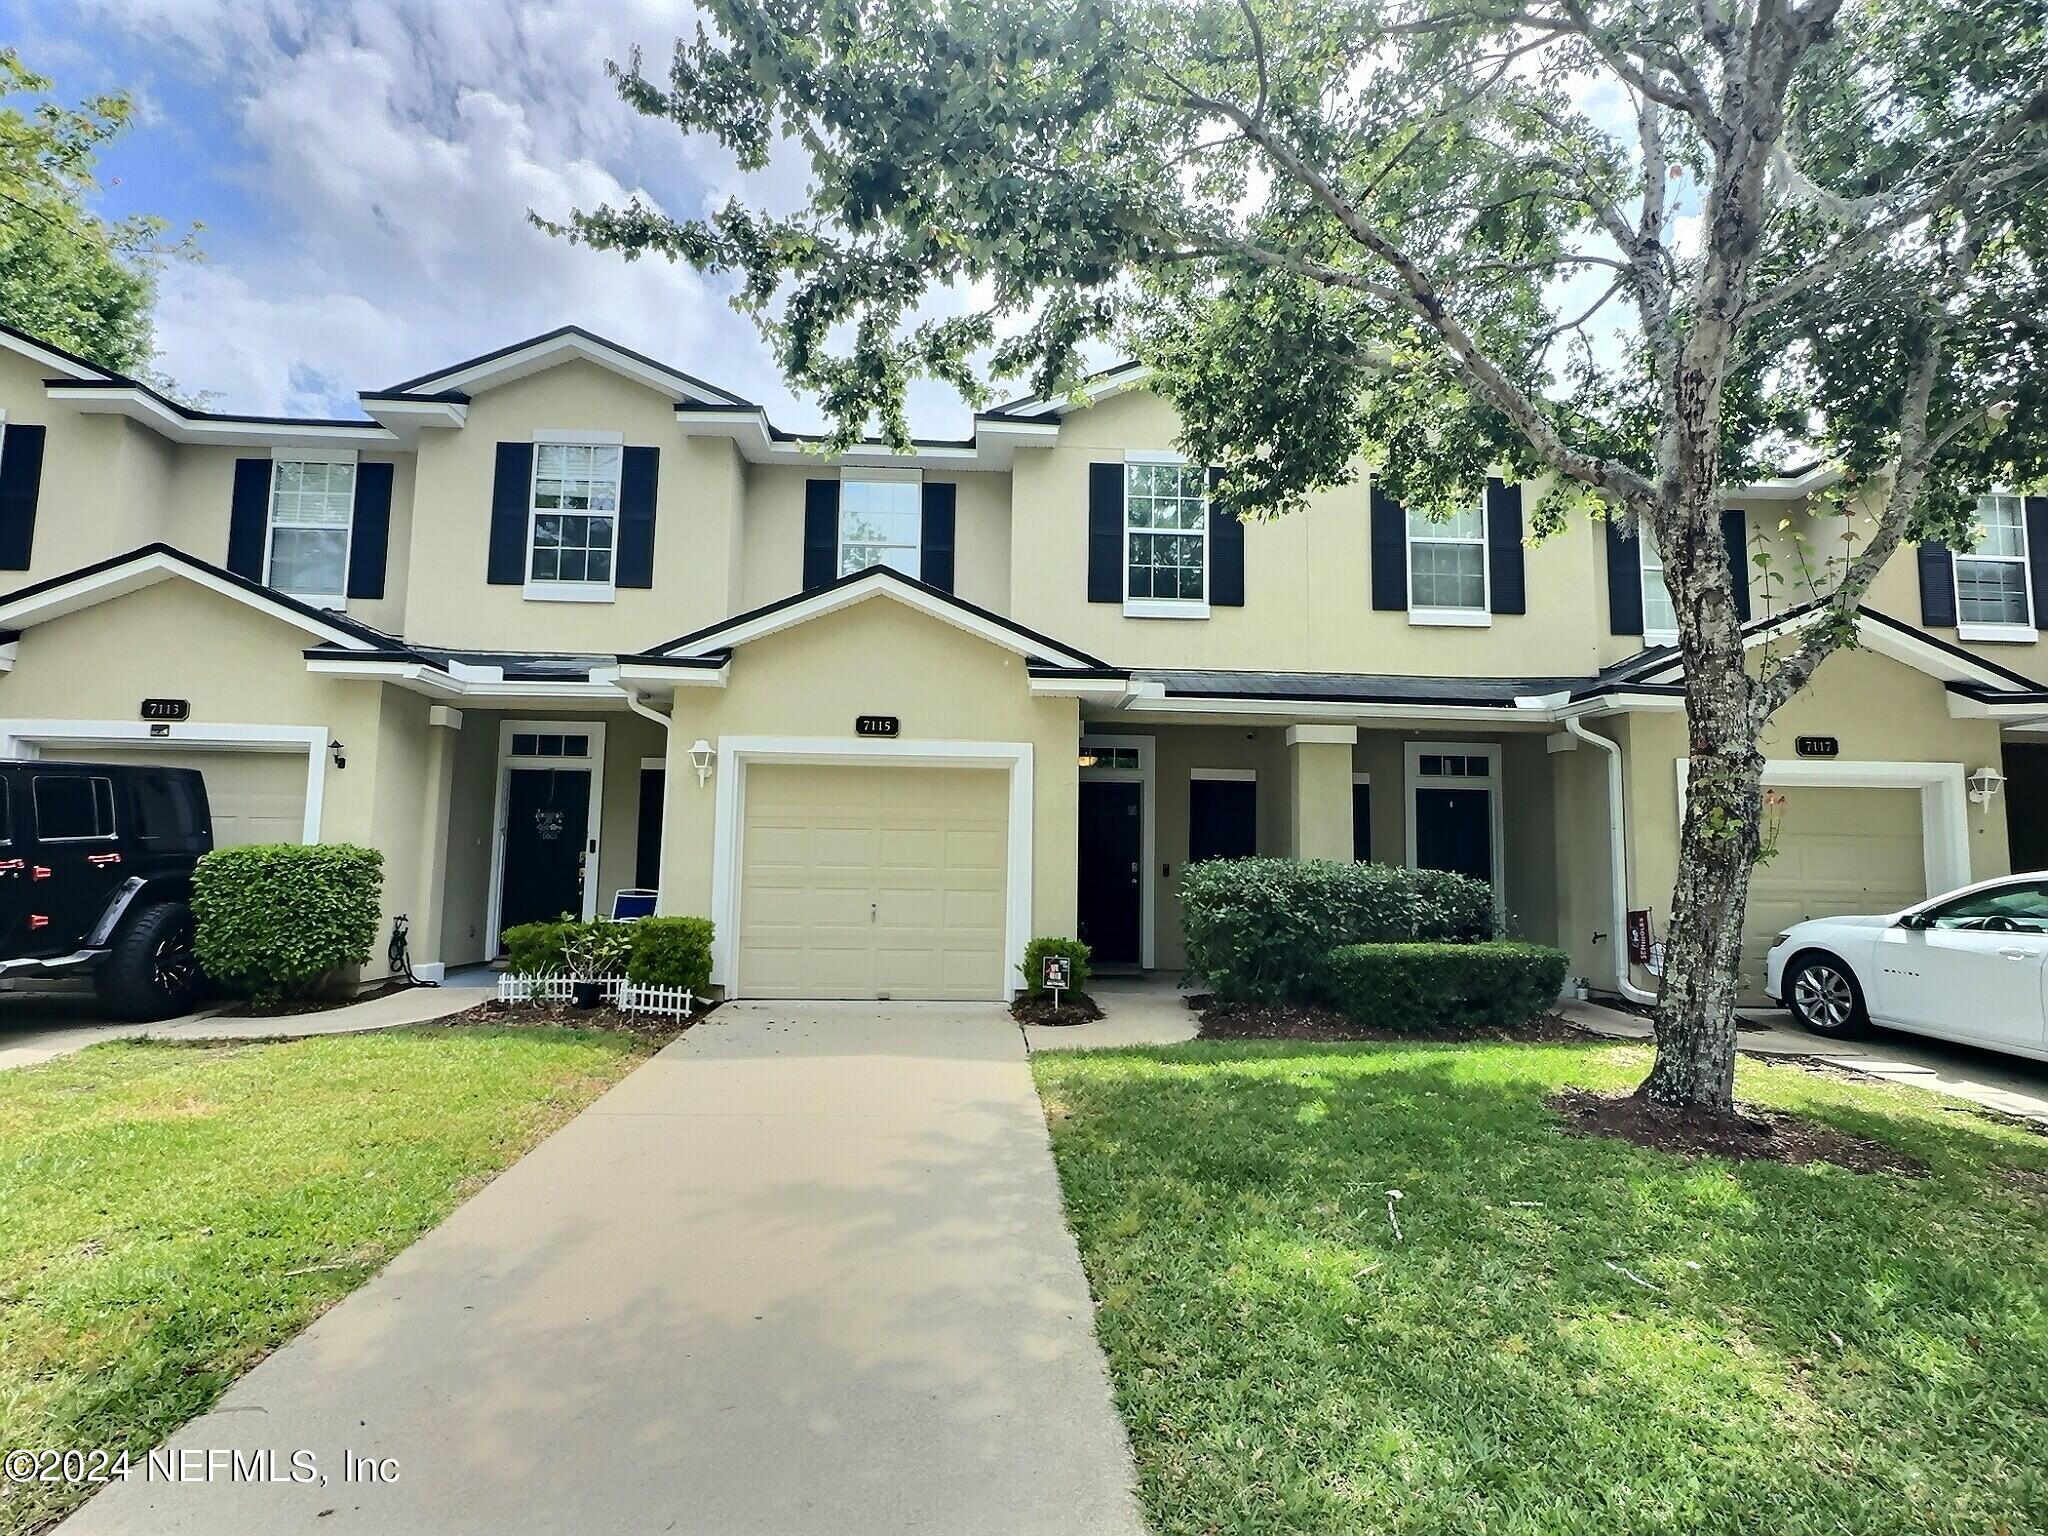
[192,843,383,1005]
[1320,942,1570,1033]
[1179,858,1497,1001]
[1019,935,1092,997]
[502,919,577,977]
[626,917,714,991]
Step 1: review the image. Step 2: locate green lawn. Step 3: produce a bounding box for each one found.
[1035,1038,2048,1536]
[0,1025,651,1536]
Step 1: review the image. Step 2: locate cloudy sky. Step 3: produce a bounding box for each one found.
[8,0,985,434]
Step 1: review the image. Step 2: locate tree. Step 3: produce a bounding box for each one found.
[0,47,191,375]
[544,0,2048,1114]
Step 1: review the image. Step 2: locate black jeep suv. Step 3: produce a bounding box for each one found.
[0,760,212,1018]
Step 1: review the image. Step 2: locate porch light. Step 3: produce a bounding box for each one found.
[329,739,346,770]
[688,739,715,787]
[1967,766,2005,810]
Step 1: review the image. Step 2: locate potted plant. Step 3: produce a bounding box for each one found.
[561,923,631,1009]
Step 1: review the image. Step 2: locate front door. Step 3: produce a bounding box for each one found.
[1415,787,1493,885]
[499,767,591,937]
[1078,779,1143,966]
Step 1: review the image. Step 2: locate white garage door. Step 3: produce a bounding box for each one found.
[1741,785,1926,1000]
[40,747,310,847]
[738,764,1008,1000]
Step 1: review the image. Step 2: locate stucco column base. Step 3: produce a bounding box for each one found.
[1285,725,1357,862]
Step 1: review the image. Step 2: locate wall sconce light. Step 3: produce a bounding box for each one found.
[1967,766,2005,810]
[329,739,347,770]
[689,739,714,787]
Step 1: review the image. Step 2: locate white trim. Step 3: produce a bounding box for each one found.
[1409,608,1492,627]
[269,445,359,465]
[607,661,730,692]
[40,386,398,448]
[673,407,1031,471]
[1122,455,1209,620]
[988,362,1153,418]
[1625,606,2031,693]
[1951,492,2035,634]
[1675,756,1968,897]
[1080,732,1156,971]
[1120,692,1564,726]
[1190,766,1257,782]
[1285,724,1358,746]
[1402,740,1507,906]
[841,465,924,484]
[0,552,378,650]
[1029,674,1130,700]
[1123,597,1211,621]
[394,331,747,406]
[532,427,623,445]
[835,470,925,582]
[1352,771,1372,783]
[0,721,327,844]
[485,720,609,949]
[2,329,106,381]
[708,735,1034,999]
[522,581,616,604]
[1959,622,2037,645]
[261,457,356,610]
[523,439,621,605]
[1404,497,1491,624]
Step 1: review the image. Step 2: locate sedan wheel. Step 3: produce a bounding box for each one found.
[1789,955,1865,1036]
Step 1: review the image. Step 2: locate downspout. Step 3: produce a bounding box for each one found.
[619,682,673,911]
[1565,714,1659,1005]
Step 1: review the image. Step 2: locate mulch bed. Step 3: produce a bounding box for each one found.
[1010,991,1105,1027]
[212,980,410,1018]
[1194,996,1595,1045]
[1548,1087,1930,1174]
[447,996,719,1045]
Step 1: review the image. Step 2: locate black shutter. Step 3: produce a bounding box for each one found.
[1720,508,1752,622]
[1605,518,1644,635]
[487,443,532,585]
[616,446,659,588]
[1369,485,1407,610]
[0,424,47,571]
[1087,463,1122,603]
[920,481,956,592]
[1917,542,1956,628]
[1485,478,1525,615]
[2029,497,2048,630]
[803,479,839,591]
[227,457,271,581]
[345,461,394,600]
[1208,467,1244,607]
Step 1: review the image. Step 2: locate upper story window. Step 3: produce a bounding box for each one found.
[1641,527,1678,646]
[839,473,922,579]
[267,458,355,606]
[1406,502,1488,625]
[528,439,620,601]
[1955,493,2034,641]
[1125,457,1208,618]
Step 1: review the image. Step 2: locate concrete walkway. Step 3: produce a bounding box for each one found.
[62,1002,1146,1536]
[0,984,478,1071]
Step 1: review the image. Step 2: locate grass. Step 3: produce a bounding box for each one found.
[1034,1038,2048,1536]
[0,1024,652,1536]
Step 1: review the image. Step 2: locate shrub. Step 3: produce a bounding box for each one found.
[1179,858,1497,1001]
[1018,935,1092,997]
[192,843,383,1005]
[626,917,714,991]
[502,919,577,977]
[562,923,633,981]
[1319,942,1570,1033]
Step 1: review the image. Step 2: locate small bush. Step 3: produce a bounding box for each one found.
[1019,935,1092,997]
[562,923,633,981]
[502,919,577,977]
[193,843,383,1005]
[626,917,714,991]
[1320,942,1570,1033]
[1179,858,1497,1001]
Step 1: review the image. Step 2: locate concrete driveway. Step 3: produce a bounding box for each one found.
[61,1002,1145,1536]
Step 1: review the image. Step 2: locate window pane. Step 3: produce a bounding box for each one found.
[1930,880,2048,930]
[1410,540,1485,609]
[1957,557,2030,624]
[1407,504,1484,541]
[1124,464,1206,599]
[270,527,348,597]
[838,479,923,578]
[1973,494,2025,557]
[34,775,115,839]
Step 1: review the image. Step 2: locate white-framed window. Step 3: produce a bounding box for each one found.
[1406,501,1489,625]
[1641,526,1678,645]
[1125,455,1208,618]
[1955,492,2035,642]
[839,472,923,579]
[265,457,355,606]
[527,437,621,602]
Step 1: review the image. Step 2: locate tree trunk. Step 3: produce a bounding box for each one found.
[1642,640,1764,1113]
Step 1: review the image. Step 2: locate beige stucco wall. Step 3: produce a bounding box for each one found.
[656,595,1080,984]
[401,360,743,652]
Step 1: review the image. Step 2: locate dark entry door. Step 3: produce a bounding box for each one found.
[1078,779,1143,966]
[1415,787,1492,886]
[499,768,592,939]
[1189,778,1257,863]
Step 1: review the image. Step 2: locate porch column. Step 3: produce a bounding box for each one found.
[1286,724,1357,861]
[412,705,463,980]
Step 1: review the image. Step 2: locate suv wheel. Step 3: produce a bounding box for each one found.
[97,902,201,1021]
[1786,952,1866,1037]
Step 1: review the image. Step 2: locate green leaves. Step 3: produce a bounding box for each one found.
[191,844,383,1006]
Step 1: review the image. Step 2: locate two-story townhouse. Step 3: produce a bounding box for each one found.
[2,318,2043,1008]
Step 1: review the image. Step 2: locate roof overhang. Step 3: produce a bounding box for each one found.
[1726,463,1844,501]
[380,326,750,407]
[301,653,633,703]
[673,406,1056,470]
[2,324,110,382]
[40,383,398,449]
[985,361,1153,418]
[1621,606,2041,695]
[356,394,469,443]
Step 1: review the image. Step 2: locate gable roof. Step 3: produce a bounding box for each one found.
[982,359,1152,421]
[639,562,1110,670]
[374,325,755,408]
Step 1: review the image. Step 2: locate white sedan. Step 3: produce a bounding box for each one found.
[1765,872,2048,1062]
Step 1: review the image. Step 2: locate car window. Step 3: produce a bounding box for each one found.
[1924,880,2048,932]
[33,774,117,842]
[0,779,10,844]
[129,774,206,850]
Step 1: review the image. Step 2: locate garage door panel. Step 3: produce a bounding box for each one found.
[39,746,309,848]
[738,763,1008,1000]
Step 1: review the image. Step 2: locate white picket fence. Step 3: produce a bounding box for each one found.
[495,972,697,1019]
